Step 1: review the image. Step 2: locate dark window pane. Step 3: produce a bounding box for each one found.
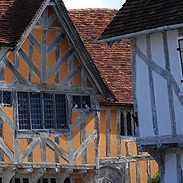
[18,92,30,130]
[23,178,29,183]
[127,112,132,136]
[0,177,2,183]
[43,93,54,129]
[55,94,66,129]
[30,93,42,129]
[51,179,56,183]
[64,178,70,183]
[73,96,81,109]
[43,178,48,183]
[120,112,125,136]
[15,178,21,183]
[3,91,12,105]
[82,96,90,109]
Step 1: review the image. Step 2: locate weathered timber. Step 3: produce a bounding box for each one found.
[146,34,158,136]
[0,107,13,129]
[19,138,41,162]
[47,34,65,53]
[47,49,75,79]
[70,111,92,131]
[73,130,97,161]
[0,137,13,161]
[28,33,41,53]
[106,110,111,157]
[18,48,41,77]
[46,137,68,161]
[3,57,27,84]
[60,64,81,86]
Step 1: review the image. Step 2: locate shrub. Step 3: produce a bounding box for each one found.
[148,172,160,183]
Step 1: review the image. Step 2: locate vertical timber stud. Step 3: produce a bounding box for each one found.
[41,8,48,83]
[176,153,182,183]
[136,160,141,183]
[146,34,158,135]
[14,91,19,163]
[81,68,87,164]
[116,110,121,157]
[106,110,111,157]
[0,118,4,161]
[14,53,20,83]
[130,37,139,136]
[92,96,100,168]
[55,30,61,84]
[68,94,73,165]
[162,31,176,136]
[28,33,34,83]
[55,137,60,163]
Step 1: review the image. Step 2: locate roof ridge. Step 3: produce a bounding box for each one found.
[68,8,118,11]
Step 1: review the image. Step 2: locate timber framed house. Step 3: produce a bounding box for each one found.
[0,0,158,182]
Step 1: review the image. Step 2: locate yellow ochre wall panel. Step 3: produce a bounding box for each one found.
[73,56,81,87]
[151,160,159,177]
[130,161,137,183]
[4,52,14,82]
[110,110,117,158]
[19,139,28,163]
[21,39,29,55]
[34,29,42,45]
[46,136,55,163]
[60,136,69,164]
[140,160,148,183]
[100,110,106,159]
[130,141,138,156]
[20,57,29,80]
[33,141,42,163]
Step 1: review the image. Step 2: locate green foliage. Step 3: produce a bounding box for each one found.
[148,172,161,183]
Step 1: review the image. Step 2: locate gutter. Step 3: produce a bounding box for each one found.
[96,23,183,44]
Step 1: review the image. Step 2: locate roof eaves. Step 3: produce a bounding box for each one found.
[97,23,183,44]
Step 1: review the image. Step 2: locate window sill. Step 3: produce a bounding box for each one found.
[16,129,70,138]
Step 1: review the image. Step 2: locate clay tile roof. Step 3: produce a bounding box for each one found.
[0,0,44,47]
[69,9,133,105]
[99,0,183,41]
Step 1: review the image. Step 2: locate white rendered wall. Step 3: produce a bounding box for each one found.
[164,153,178,183]
[136,35,154,137]
[135,30,183,137]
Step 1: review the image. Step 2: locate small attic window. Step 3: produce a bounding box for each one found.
[177,38,183,80]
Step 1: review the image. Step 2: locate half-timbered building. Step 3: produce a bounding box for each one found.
[0,0,158,182]
[98,0,183,182]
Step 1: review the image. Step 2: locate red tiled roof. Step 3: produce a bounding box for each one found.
[99,0,183,41]
[69,9,133,105]
[0,0,44,47]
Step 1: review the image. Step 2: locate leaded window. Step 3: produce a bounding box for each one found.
[17,92,67,130]
[0,90,12,106]
[120,111,135,136]
[72,95,90,110]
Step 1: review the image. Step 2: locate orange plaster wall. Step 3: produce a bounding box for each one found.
[100,110,106,159]
[110,110,117,157]
[60,136,69,164]
[130,161,137,183]
[140,160,148,183]
[3,122,13,163]
[4,53,14,83]
[19,139,28,163]
[150,160,159,178]
[33,141,42,163]
[46,136,55,163]
[85,113,95,164]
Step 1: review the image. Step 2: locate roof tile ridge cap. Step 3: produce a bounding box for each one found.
[68,8,118,11]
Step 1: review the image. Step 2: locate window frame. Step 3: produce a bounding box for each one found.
[72,95,91,111]
[177,37,183,81]
[16,91,68,131]
[120,110,135,137]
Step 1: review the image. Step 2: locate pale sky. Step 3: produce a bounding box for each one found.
[63,0,125,9]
